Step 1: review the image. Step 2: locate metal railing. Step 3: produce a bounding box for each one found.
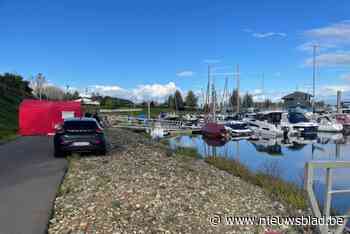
[109,116,189,131]
[305,161,350,233]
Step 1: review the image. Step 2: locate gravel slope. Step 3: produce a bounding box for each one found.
[48,129,299,234]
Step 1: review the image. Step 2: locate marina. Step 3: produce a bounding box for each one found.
[168,133,350,215]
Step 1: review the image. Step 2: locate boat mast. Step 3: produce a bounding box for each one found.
[223,76,228,114]
[236,64,240,114]
[212,79,216,123]
[312,44,318,113]
[205,65,211,113]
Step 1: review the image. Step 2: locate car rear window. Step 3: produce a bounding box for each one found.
[64,121,98,130]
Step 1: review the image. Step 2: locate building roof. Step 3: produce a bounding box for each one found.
[282,91,312,100]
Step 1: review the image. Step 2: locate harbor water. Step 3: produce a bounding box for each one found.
[169,133,350,214]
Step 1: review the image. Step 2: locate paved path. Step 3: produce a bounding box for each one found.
[0,137,67,234]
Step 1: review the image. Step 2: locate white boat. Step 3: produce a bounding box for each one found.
[245,111,318,138]
[183,114,198,122]
[316,115,343,132]
[245,111,287,137]
[224,120,253,137]
[286,112,319,136]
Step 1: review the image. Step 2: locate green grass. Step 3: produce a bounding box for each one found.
[0,92,22,142]
[204,156,307,210]
[0,129,17,142]
[173,146,201,159]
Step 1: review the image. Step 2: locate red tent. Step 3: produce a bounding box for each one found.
[19,100,82,136]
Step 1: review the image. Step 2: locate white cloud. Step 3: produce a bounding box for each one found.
[176,70,194,77]
[132,82,178,102]
[317,84,350,97]
[252,32,287,38]
[299,21,350,54]
[304,20,350,44]
[87,82,178,103]
[242,29,287,39]
[297,42,337,52]
[304,52,350,67]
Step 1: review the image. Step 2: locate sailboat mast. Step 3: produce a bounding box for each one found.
[205,65,211,112]
[212,82,216,122]
[236,64,240,114]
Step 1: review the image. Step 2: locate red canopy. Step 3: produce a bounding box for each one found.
[19,100,82,136]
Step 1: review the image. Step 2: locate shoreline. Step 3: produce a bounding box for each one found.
[49,128,306,233]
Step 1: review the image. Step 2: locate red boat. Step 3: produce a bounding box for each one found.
[201,122,228,139]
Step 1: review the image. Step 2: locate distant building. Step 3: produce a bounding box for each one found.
[282,91,312,108]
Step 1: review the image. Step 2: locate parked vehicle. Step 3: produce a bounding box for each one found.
[53,118,107,157]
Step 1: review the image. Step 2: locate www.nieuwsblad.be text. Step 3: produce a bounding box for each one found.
[209,215,345,226]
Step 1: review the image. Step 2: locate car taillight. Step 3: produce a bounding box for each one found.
[60,139,70,145]
[95,128,103,133]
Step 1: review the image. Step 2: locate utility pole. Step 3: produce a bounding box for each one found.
[236,64,240,114]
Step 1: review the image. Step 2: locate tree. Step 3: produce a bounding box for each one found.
[242,93,254,108]
[229,89,241,108]
[0,73,33,97]
[64,90,80,100]
[263,99,272,109]
[41,85,65,100]
[31,73,47,100]
[167,95,175,109]
[185,90,198,109]
[174,90,184,111]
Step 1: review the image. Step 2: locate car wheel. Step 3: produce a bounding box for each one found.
[54,147,65,158]
[97,148,107,156]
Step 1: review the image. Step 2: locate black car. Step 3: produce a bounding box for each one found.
[54,118,107,157]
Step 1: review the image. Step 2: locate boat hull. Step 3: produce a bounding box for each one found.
[201,123,227,139]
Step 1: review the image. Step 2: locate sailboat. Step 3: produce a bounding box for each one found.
[201,65,228,139]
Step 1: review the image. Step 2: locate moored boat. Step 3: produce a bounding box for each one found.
[201,122,228,139]
[316,115,343,132]
[334,114,350,135]
[224,120,253,137]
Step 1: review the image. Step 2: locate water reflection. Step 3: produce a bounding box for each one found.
[169,133,350,214]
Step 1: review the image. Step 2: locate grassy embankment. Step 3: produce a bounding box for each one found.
[0,73,32,142]
[0,91,21,141]
[160,140,307,211]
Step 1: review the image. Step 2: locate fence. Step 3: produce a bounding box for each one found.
[305,161,350,233]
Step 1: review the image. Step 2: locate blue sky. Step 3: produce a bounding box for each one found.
[1,0,350,102]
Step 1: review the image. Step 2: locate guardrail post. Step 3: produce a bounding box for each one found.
[324,168,332,218]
